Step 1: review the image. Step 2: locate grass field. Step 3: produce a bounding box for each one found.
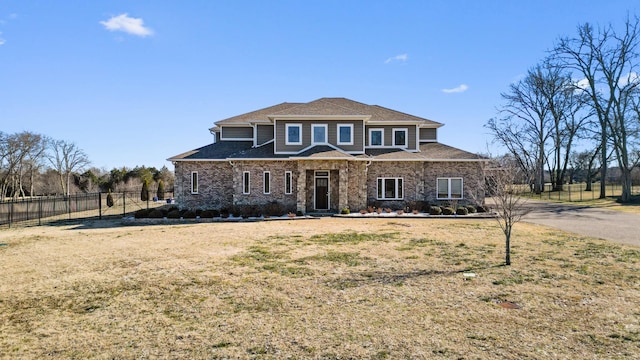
[1,218,639,359]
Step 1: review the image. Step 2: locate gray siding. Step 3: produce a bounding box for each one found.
[221,126,253,139]
[275,120,364,153]
[257,125,274,145]
[419,128,437,141]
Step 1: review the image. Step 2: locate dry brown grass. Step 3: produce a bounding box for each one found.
[1,218,639,359]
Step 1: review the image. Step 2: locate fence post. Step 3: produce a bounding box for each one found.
[99,192,102,220]
[147,190,150,210]
[38,197,42,226]
[123,192,126,217]
[9,200,13,228]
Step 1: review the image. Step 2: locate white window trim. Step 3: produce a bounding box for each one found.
[369,128,384,147]
[243,171,251,194]
[436,177,464,200]
[376,177,404,200]
[312,124,328,145]
[285,123,302,145]
[284,171,293,195]
[263,171,271,194]
[337,124,354,145]
[393,128,408,148]
[191,171,198,194]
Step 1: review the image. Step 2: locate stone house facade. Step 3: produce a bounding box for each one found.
[169,98,486,213]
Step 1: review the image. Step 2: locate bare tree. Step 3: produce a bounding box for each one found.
[486,156,532,266]
[489,62,585,194]
[569,148,602,190]
[0,131,47,199]
[554,17,640,202]
[47,140,90,196]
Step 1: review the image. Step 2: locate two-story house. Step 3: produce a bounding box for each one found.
[168,98,486,213]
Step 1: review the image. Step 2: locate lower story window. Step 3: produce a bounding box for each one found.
[263,171,271,194]
[243,171,250,194]
[191,171,198,194]
[437,178,463,199]
[377,177,403,200]
[285,171,293,194]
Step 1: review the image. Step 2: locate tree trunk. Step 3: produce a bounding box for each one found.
[620,168,632,203]
[505,226,512,266]
[599,132,607,199]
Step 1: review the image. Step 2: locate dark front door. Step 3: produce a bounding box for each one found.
[315,177,329,210]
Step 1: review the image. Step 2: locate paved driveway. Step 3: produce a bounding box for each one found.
[520,200,640,247]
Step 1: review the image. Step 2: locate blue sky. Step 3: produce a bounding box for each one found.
[1,1,638,171]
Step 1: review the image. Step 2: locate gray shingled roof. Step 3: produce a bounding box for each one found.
[213,98,442,126]
[169,141,485,162]
[167,141,253,161]
[227,143,290,160]
[365,143,486,161]
[293,145,357,159]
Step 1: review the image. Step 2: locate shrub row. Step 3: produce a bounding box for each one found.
[133,201,299,219]
[356,203,486,216]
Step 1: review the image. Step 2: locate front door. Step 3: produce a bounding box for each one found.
[314,172,329,210]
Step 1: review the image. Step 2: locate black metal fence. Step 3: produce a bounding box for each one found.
[0,191,174,228]
[520,182,640,202]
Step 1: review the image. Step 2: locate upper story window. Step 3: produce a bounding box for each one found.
[393,128,408,148]
[312,124,328,144]
[437,178,463,199]
[369,128,384,147]
[286,124,302,145]
[337,124,354,145]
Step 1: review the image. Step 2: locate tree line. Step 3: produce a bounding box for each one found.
[487,15,640,203]
[0,131,174,201]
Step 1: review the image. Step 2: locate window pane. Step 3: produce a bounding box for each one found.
[377,179,383,198]
[288,126,300,143]
[264,172,270,194]
[243,172,250,194]
[451,179,463,198]
[385,179,395,198]
[371,130,382,146]
[285,172,292,194]
[437,179,449,198]
[395,130,406,146]
[313,126,326,143]
[191,172,198,193]
[339,126,351,143]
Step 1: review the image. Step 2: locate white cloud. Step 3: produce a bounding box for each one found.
[442,84,469,94]
[385,53,408,64]
[100,13,153,37]
[618,72,640,87]
[0,32,5,46]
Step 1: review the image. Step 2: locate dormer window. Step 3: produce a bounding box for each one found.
[393,128,408,148]
[369,128,383,147]
[286,124,302,145]
[312,124,328,144]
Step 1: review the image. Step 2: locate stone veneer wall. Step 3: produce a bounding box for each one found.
[231,160,298,209]
[174,161,234,210]
[422,161,485,205]
[366,161,424,209]
[295,160,367,213]
[175,159,483,212]
[366,160,485,208]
